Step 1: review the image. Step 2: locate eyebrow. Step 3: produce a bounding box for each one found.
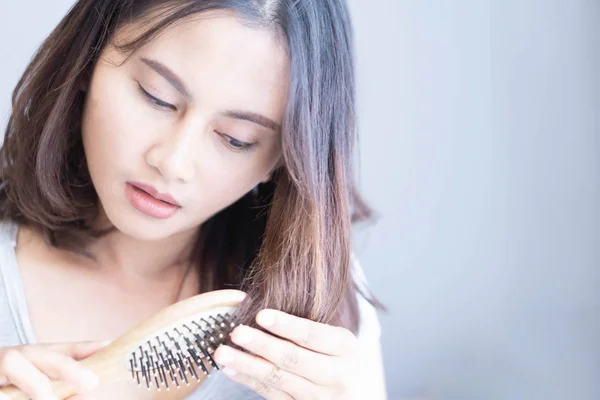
[140,57,281,132]
[221,110,280,131]
[141,57,192,100]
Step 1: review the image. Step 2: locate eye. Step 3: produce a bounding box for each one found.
[137,83,176,111]
[217,132,255,152]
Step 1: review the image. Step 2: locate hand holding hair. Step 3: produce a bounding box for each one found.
[214,308,360,400]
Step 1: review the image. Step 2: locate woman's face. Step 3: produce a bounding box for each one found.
[81,11,289,241]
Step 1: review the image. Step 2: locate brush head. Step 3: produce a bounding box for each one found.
[127,305,239,392]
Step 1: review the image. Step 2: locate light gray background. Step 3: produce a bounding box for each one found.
[1,1,598,399]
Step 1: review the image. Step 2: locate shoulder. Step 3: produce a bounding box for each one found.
[0,217,19,285]
[0,218,20,299]
[0,218,18,255]
[0,218,22,347]
[350,252,382,341]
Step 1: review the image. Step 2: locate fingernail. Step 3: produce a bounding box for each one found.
[233,326,251,345]
[223,367,238,376]
[216,346,234,364]
[258,310,275,327]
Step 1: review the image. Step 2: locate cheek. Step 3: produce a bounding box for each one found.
[203,168,253,200]
[82,72,155,178]
[196,148,279,209]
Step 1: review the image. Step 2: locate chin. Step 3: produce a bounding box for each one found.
[116,219,177,241]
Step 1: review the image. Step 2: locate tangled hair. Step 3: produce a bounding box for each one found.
[0,0,386,334]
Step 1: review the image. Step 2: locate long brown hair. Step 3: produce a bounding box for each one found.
[0,0,386,335]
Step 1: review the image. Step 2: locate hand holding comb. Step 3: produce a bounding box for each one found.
[0,289,246,399]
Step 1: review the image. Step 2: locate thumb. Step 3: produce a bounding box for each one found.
[40,340,113,360]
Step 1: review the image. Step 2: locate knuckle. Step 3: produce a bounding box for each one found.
[251,378,272,396]
[280,347,300,369]
[263,364,283,385]
[302,325,319,347]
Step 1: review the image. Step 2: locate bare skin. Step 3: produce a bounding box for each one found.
[15,224,202,399]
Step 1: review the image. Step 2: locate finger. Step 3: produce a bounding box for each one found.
[21,347,99,392]
[214,349,295,400]
[228,325,338,385]
[0,349,54,399]
[256,309,358,356]
[66,394,96,400]
[222,371,293,400]
[40,340,112,361]
[215,342,320,400]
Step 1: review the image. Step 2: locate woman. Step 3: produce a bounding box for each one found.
[0,0,386,399]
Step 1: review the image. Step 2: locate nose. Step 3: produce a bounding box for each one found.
[145,121,199,183]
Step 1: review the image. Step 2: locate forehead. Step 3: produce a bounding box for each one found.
[112,10,290,123]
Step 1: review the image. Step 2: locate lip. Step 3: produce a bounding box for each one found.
[124,181,181,220]
[127,181,181,206]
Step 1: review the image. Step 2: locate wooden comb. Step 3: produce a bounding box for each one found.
[0,289,246,399]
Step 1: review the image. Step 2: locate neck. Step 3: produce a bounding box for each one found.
[78,207,201,282]
[18,219,202,304]
[84,225,200,281]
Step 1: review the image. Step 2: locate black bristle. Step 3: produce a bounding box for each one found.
[193,333,218,369]
[188,347,209,375]
[178,355,190,385]
[154,373,160,391]
[207,316,226,339]
[141,363,149,388]
[126,309,238,391]
[159,364,169,391]
[187,358,200,381]
[155,360,164,384]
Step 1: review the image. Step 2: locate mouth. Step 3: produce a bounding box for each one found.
[125,181,181,219]
[128,181,181,207]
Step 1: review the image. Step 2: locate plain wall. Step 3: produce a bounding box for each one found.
[349,0,599,398]
[1,1,598,398]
